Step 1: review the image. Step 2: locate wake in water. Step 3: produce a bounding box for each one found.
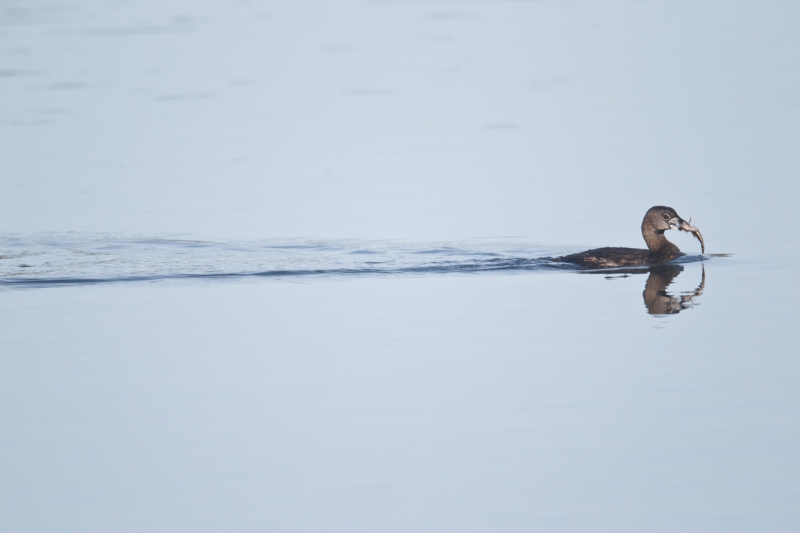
[0,234,589,288]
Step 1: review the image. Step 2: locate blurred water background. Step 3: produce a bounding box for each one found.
[1,1,798,531]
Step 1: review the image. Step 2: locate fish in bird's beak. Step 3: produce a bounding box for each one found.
[677,217,705,254]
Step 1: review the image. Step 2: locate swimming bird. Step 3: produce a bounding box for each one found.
[557,206,704,269]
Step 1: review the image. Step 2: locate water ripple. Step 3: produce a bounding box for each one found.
[0,234,707,289]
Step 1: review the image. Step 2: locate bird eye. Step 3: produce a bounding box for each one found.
[662,213,670,220]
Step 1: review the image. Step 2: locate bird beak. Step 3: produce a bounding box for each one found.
[678,217,705,254]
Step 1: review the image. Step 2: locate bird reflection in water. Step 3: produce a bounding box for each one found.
[641,264,705,315]
[597,264,706,315]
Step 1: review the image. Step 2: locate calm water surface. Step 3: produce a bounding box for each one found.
[1,0,798,531]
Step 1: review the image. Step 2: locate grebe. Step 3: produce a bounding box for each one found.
[558,206,704,269]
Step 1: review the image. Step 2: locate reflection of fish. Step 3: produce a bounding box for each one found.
[558,206,705,268]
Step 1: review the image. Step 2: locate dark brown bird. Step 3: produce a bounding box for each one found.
[557,206,704,269]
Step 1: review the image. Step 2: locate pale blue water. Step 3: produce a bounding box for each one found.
[1,0,798,531]
[0,235,578,286]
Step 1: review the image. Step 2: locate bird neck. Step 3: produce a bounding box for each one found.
[642,228,670,253]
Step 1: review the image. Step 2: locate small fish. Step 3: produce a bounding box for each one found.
[679,217,705,254]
